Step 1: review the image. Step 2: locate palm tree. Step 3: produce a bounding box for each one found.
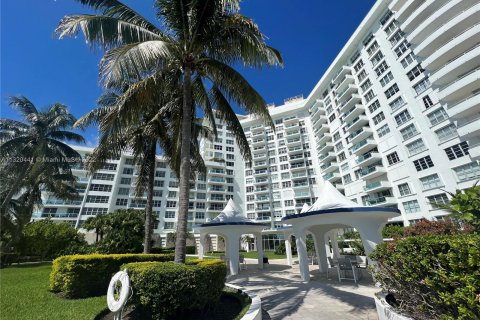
[75,77,211,253]
[0,96,85,214]
[83,213,110,242]
[57,0,282,262]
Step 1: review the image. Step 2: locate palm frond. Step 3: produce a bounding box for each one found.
[8,96,38,120]
[47,131,86,143]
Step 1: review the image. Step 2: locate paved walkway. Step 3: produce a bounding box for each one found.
[228,259,379,320]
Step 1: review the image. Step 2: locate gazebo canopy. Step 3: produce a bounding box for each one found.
[200,199,266,227]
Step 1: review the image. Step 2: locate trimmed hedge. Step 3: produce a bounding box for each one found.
[370,234,480,320]
[124,259,227,319]
[49,253,174,298]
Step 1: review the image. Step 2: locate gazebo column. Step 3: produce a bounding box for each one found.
[226,233,240,276]
[294,227,310,282]
[354,220,384,261]
[285,234,293,266]
[312,229,329,273]
[330,229,340,259]
[198,233,207,259]
[255,232,264,269]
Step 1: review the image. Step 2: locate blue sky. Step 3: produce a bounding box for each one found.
[1,0,375,146]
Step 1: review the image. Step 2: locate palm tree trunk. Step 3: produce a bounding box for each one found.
[143,142,156,254]
[175,65,193,263]
[0,165,30,211]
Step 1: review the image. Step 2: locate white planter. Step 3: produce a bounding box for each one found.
[374,292,412,320]
[226,283,262,320]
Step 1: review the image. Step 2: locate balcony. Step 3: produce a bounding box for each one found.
[284,122,299,131]
[337,74,356,93]
[422,23,480,71]
[309,99,324,113]
[284,116,299,124]
[396,0,424,23]
[319,151,336,162]
[255,187,269,194]
[208,187,226,193]
[291,171,307,180]
[289,154,304,161]
[332,66,352,85]
[469,143,480,160]
[345,115,369,132]
[256,196,270,202]
[334,183,345,190]
[429,44,480,86]
[256,177,268,183]
[366,196,397,207]
[294,191,311,198]
[253,160,268,168]
[253,152,267,160]
[438,68,480,102]
[323,171,341,182]
[457,115,480,139]
[316,133,332,145]
[288,145,303,155]
[337,84,358,104]
[290,162,306,171]
[252,146,266,153]
[317,142,334,154]
[208,196,225,202]
[251,124,264,132]
[349,127,373,145]
[363,181,392,193]
[252,130,265,137]
[292,182,309,189]
[254,169,269,177]
[286,130,301,138]
[256,206,271,212]
[312,114,327,127]
[315,123,330,135]
[208,177,225,183]
[252,138,265,146]
[401,0,450,34]
[342,104,365,123]
[446,91,480,120]
[339,94,362,113]
[413,3,480,57]
[208,169,225,176]
[351,139,377,155]
[286,137,302,146]
[320,161,338,173]
[360,165,387,180]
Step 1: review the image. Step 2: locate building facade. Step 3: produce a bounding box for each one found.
[34,0,480,242]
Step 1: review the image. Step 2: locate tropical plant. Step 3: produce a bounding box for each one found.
[56,0,282,262]
[402,218,474,237]
[439,183,480,231]
[0,96,84,250]
[82,213,110,242]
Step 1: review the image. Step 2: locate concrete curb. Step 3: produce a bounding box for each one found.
[226,283,262,320]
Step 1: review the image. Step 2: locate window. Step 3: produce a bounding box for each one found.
[394,41,410,58]
[284,200,294,207]
[360,79,372,92]
[363,33,374,46]
[338,152,346,162]
[377,124,390,138]
[226,146,234,152]
[152,200,162,207]
[118,187,129,195]
[335,141,344,152]
[407,65,424,81]
[156,161,166,168]
[406,139,427,156]
[400,124,418,140]
[155,180,164,187]
[371,51,384,66]
[93,173,114,181]
[395,110,412,126]
[444,141,469,160]
[375,61,389,76]
[226,139,234,145]
[43,208,58,214]
[367,41,379,56]
[380,10,393,25]
[89,184,112,192]
[343,174,352,184]
[279,155,288,162]
[123,167,133,175]
[435,124,457,142]
[282,181,291,188]
[427,193,449,208]
[155,170,165,178]
[196,202,205,209]
[164,222,175,229]
[82,207,108,216]
[389,31,404,46]
[414,78,431,95]
[120,177,131,185]
[386,152,400,165]
[86,195,109,203]
[214,145,222,150]
[357,70,368,82]
[398,183,412,196]
[280,164,289,170]
[350,51,361,64]
[453,162,480,182]
[329,113,336,122]
[373,112,386,125]
[413,156,434,171]
[427,108,448,126]
[379,72,393,87]
[420,174,443,190]
[226,161,234,166]
[125,158,135,165]
[388,96,405,112]
[333,132,341,142]
[422,95,434,109]
[401,52,416,68]
[384,20,398,36]
[166,201,177,208]
[368,100,381,114]
[364,90,376,103]
[354,59,364,72]
[403,200,420,213]
[385,84,399,99]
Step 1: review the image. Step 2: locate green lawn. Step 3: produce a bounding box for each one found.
[0,263,106,320]
[206,251,295,260]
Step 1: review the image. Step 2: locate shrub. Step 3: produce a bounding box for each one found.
[49,253,174,298]
[150,247,175,254]
[382,225,404,238]
[370,234,480,320]
[125,259,227,319]
[186,245,196,254]
[403,218,474,237]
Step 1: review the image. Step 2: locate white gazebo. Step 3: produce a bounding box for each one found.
[282,181,400,282]
[195,199,267,275]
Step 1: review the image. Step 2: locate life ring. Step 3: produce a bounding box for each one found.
[107,269,130,313]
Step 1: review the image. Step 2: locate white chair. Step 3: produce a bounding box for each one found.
[239,254,247,271]
[336,258,359,283]
[327,257,338,279]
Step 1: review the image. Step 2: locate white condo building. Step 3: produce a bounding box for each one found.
[34,0,480,244]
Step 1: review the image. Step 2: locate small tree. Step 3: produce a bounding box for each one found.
[19,220,86,260]
[382,225,404,238]
[403,218,474,237]
[440,184,480,231]
[83,214,110,242]
[96,209,144,254]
